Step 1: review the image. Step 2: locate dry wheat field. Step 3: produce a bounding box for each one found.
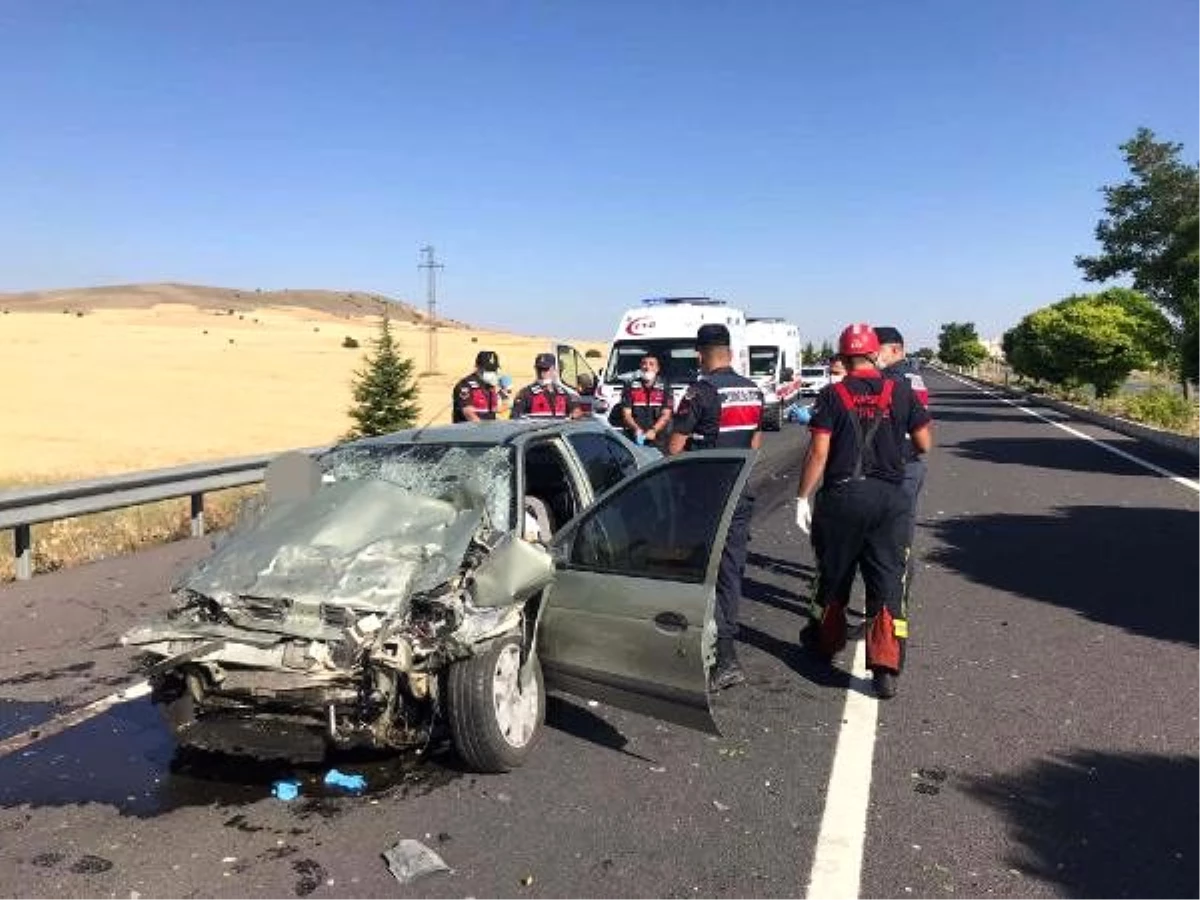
[0,284,605,578]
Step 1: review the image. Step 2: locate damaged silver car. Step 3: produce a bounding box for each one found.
[123,420,754,772]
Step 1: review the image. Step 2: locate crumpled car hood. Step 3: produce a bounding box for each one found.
[178,478,483,614]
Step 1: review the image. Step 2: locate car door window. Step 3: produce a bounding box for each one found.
[523,441,580,535]
[569,457,743,582]
[567,432,634,496]
[602,434,639,480]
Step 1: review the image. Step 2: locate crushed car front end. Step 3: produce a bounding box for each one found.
[123,441,553,765]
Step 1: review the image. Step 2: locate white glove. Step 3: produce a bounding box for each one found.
[796,497,812,534]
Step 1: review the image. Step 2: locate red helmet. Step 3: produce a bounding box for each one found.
[838,323,880,356]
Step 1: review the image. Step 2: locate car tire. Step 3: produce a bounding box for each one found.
[762,402,782,432]
[446,634,545,773]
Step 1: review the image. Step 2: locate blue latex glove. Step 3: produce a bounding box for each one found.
[635,432,646,446]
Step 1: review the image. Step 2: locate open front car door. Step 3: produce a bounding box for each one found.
[537,450,755,734]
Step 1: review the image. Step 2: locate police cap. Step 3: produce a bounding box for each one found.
[534,352,557,370]
[695,323,731,348]
[475,350,500,371]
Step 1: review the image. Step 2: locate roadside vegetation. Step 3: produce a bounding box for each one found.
[939,127,1198,435]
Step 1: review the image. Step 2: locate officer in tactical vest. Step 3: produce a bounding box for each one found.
[668,324,764,691]
[511,353,578,419]
[452,350,501,423]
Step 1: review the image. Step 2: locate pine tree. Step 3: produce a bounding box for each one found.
[344,313,421,440]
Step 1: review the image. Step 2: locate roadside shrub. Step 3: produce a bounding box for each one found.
[342,336,360,349]
[1117,387,1196,432]
[585,349,602,359]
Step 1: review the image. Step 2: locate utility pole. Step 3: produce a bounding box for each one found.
[418,245,444,374]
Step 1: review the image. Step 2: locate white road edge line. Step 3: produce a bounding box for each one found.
[941,370,1200,494]
[806,640,878,900]
[0,680,151,759]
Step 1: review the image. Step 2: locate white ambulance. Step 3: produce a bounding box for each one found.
[592,297,750,425]
[745,318,803,430]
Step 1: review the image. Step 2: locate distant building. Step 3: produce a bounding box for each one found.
[981,337,1005,360]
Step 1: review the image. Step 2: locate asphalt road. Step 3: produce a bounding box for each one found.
[1,369,1196,899]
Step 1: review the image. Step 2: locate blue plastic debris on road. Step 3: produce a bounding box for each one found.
[323,768,367,793]
[271,779,301,801]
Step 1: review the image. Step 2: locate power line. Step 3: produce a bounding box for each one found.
[418,245,444,374]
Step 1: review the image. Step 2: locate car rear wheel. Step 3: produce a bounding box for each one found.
[446,634,544,773]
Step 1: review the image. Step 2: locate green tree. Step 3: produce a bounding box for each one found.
[344,314,421,440]
[937,322,988,368]
[801,340,817,364]
[1075,128,1199,382]
[818,339,834,362]
[1002,289,1171,397]
[915,347,935,362]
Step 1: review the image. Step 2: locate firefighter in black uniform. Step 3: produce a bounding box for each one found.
[511,353,579,419]
[452,350,501,423]
[619,353,672,446]
[668,324,764,691]
[795,323,932,699]
[874,326,931,616]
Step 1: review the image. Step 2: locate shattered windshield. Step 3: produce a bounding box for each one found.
[178,443,515,613]
[319,443,515,531]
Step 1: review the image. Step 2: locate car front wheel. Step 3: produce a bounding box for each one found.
[446,634,545,773]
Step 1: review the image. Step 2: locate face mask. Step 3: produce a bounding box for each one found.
[479,370,499,386]
[639,369,656,384]
[538,373,554,386]
[830,374,845,384]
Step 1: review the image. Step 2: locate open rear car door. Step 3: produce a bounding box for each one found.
[536,450,755,734]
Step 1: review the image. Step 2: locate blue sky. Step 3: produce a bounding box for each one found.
[1,1,1196,346]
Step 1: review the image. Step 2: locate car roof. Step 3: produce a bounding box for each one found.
[340,417,614,451]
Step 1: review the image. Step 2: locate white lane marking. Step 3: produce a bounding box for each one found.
[0,680,151,759]
[806,640,878,900]
[940,370,1199,494]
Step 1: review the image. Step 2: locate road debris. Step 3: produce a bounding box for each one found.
[712,800,731,812]
[271,779,301,801]
[519,874,534,887]
[324,769,367,793]
[382,839,450,885]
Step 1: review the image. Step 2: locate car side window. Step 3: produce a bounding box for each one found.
[570,458,743,582]
[602,434,639,480]
[567,433,630,496]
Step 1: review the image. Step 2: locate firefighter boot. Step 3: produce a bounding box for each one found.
[710,638,746,691]
[866,609,904,700]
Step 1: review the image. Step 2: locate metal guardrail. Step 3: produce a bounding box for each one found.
[0,447,329,581]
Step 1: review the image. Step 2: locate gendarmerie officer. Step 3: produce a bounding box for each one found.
[668,323,764,691]
[452,350,501,423]
[511,353,579,419]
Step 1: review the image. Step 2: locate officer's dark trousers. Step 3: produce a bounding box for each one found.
[810,477,908,672]
[898,456,927,607]
[716,491,755,641]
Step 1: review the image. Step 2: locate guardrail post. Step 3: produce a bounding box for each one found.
[14,524,32,581]
[190,493,205,538]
